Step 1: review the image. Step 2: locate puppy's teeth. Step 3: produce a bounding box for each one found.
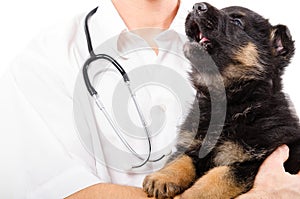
[198,33,203,43]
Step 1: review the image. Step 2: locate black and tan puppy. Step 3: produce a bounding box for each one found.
[143,2,300,199]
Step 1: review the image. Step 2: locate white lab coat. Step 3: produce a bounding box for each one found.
[0,0,199,198]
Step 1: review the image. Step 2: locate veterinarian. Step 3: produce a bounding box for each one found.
[0,0,299,198]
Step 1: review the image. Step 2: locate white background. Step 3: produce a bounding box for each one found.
[0,0,98,75]
[0,0,299,111]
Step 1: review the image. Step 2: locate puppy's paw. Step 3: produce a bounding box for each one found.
[143,155,196,199]
[143,172,184,199]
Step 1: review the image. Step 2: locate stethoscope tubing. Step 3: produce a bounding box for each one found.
[82,7,166,168]
[83,53,129,96]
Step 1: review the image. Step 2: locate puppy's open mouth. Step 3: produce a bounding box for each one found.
[198,32,210,45]
[188,21,212,50]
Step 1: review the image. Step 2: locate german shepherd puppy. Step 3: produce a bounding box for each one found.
[143,2,300,199]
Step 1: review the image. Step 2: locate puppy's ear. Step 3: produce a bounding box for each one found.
[271,25,295,60]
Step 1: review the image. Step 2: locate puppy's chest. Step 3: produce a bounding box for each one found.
[198,103,259,132]
[212,140,267,166]
[200,106,263,166]
[221,104,261,134]
[212,141,252,166]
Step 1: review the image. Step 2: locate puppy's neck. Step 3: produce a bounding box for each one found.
[226,79,274,105]
[195,77,273,106]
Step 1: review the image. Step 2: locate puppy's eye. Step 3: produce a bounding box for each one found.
[231,18,244,28]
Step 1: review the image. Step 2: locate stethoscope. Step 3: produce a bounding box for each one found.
[82,7,167,168]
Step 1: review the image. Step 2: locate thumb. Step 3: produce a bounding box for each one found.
[259,145,289,173]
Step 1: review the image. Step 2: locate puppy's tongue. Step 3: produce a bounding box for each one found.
[200,37,209,44]
[199,32,209,44]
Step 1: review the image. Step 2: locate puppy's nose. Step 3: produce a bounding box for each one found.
[193,3,208,13]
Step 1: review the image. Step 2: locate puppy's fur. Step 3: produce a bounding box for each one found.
[143,2,300,199]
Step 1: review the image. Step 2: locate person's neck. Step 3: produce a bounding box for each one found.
[112,0,180,30]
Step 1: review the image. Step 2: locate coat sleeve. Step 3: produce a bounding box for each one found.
[0,15,106,199]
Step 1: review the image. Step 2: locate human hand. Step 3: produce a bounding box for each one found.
[237,145,300,199]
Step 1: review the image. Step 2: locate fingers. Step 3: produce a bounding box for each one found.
[274,144,289,162]
[259,145,289,173]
